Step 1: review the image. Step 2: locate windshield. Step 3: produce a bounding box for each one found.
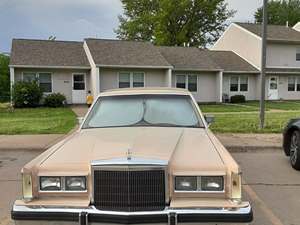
[82,95,204,129]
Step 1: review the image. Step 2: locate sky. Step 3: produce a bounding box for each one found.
[0,0,262,53]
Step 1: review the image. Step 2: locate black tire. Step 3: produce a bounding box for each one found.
[289,130,300,170]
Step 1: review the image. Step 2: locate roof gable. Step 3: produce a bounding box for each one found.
[236,22,300,43]
[85,39,171,68]
[10,39,90,68]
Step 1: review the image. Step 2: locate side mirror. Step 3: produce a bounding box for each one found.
[204,115,214,126]
[77,117,84,125]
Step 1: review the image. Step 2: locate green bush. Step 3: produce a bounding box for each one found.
[44,93,66,107]
[230,95,246,103]
[12,81,43,108]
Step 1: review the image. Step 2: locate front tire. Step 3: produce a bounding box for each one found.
[289,131,300,170]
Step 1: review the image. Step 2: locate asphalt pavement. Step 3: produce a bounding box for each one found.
[0,149,299,225]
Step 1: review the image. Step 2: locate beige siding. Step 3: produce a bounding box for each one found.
[172,71,218,102]
[267,43,300,68]
[212,24,261,69]
[222,74,258,101]
[99,68,167,91]
[14,68,90,104]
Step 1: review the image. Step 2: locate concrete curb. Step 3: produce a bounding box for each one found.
[226,145,282,153]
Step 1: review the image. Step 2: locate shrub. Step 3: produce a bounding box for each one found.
[44,93,66,107]
[230,95,246,103]
[12,81,43,108]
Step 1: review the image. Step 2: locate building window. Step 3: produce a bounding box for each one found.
[22,72,52,92]
[188,75,197,92]
[230,76,239,92]
[23,73,37,82]
[39,73,52,93]
[230,76,248,92]
[133,72,144,87]
[176,75,186,89]
[176,75,198,92]
[297,49,300,61]
[288,76,300,91]
[119,72,144,88]
[240,76,248,92]
[73,74,85,90]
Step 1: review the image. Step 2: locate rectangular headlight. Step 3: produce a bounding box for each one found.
[65,176,86,191]
[201,176,224,191]
[22,174,33,201]
[175,176,197,191]
[175,176,224,192]
[40,176,61,191]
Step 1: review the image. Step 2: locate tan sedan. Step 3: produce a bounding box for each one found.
[11,88,252,225]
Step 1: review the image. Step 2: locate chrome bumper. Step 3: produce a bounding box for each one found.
[12,202,253,224]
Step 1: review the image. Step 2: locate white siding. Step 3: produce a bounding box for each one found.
[99,68,167,91]
[222,74,258,101]
[172,71,218,102]
[267,43,300,68]
[14,68,91,104]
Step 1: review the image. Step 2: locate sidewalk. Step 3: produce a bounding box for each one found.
[0,133,282,152]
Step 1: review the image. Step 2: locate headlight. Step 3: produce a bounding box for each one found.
[22,173,33,201]
[201,176,224,191]
[65,176,86,191]
[40,176,61,191]
[175,176,197,191]
[175,176,224,192]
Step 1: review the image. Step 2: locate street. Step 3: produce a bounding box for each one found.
[0,149,300,225]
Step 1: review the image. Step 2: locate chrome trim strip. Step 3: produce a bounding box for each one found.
[91,157,168,166]
[12,202,252,216]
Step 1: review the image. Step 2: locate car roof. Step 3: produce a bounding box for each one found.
[99,87,191,97]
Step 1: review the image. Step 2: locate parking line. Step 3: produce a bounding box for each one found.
[243,184,284,225]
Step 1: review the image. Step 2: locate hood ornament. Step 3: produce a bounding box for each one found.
[126,148,132,160]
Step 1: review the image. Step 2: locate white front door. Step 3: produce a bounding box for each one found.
[268,76,279,100]
[72,74,86,104]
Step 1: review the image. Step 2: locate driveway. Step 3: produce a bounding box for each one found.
[0,149,299,225]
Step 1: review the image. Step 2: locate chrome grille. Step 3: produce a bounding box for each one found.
[93,169,166,212]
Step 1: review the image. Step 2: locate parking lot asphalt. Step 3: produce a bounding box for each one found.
[0,149,299,225]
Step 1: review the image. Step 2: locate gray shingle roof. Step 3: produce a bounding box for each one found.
[236,22,300,43]
[207,50,259,73]
[85,39,171,68]
[10,39,90,67]
[157,46,221,71]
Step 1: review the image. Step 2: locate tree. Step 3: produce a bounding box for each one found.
[0,54,10,102]
[115,0,235,47]
[255,0,300,26]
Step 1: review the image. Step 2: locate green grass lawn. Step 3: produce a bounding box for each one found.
[0,107,77,134]
[208,111,300,133]
[199,103,258,113]
[241,100,300,111]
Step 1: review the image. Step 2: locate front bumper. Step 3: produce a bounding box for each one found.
[12,202,253,224]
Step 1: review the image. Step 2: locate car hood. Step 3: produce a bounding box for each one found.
[38,127,226,175]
